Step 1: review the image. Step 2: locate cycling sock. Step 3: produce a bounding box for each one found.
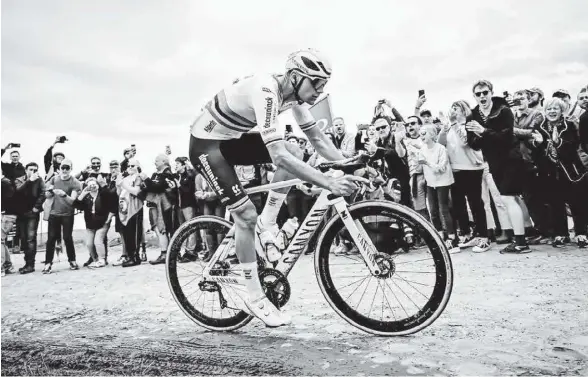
[260,190,287,227]
[241,262,265,300]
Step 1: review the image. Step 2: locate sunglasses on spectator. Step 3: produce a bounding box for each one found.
[375,125,388,131]
[407,121,419,126]
[61,166,71,171]
[91,162,101,166]
[28,169,38,173]
[474,90,490,97]
[128,164,137,168]
[578,95,588,101]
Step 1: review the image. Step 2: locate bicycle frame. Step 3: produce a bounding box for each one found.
[202,179,383,286]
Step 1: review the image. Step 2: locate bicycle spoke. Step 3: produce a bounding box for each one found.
[344,275,371,302]
[354,276,373,312]
[390,278,421,311]
[394,257,435,265]
[368,278,380,319]
[377,280,397,321]
[383,279,409,318]
[393,273,434,288]
[393,273,432,300]
[181,275,202,289]
[394,270,435,274]
[337,274,371,293]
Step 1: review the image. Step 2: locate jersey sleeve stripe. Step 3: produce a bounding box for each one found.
[216,91,256,127]
[206,102,250,132]
[299,121,317,131]
[226,196,249,212]
[264,138,283,147]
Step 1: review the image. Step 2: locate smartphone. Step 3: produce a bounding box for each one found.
[58,136,68,143]
[11,143,21,148]
[418,89,425,97]
[512,98,522,106]
[503,91,510,98]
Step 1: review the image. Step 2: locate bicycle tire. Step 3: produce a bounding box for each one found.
[314,200,453,336]
[166,215,253,331]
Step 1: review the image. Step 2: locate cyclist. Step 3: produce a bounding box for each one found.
[189,49,365,327]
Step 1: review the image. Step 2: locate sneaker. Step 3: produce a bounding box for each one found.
[122,257,141,268]
[42,263,52,274]
[1,270,5,277]
[179,251,198,263]
[576,235,587,248]
[526,234,543,245]
[199,249,212,263]
[69,261,79,270]
[445,237,460,252]
[3,264,15,274]
[90,259,106,268]
[83,258,94,267]
[472,238,491,253]
[458,234,477,248]
[19,265,35,274]
[552,236,566,248]
[243,295,292,328]
[113,255,128,266]
[332,244,349,256]
[149,253,167,265]
[499,243,531,254]
[254,219,281,263]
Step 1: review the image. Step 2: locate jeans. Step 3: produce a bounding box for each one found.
[17,212,40,266]
[178,206,199,252]
[45,215,76,264]
[1,214,16,270]
[451,169,487,236]
[481,166,512,231]
[427,186,455,235]
[85,225,109,261]
[122,209,143,260]
[410,173,428,211]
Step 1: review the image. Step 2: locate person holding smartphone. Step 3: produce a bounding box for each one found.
[1,143,25,181]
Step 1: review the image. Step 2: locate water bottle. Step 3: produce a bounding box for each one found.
[277,217,299,251]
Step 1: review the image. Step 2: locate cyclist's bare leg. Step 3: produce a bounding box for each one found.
[259,142,304,226]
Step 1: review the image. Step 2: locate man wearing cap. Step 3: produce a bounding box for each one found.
[527,88,544,112]
[42,158,83,274]
[120,147,134,176]
[43,136,67,183]
[553,89,583,120]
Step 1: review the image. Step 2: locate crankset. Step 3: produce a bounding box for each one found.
[259,268,291,308]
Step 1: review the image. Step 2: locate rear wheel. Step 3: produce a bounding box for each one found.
[166,215,253,331]
[314,200,453,336]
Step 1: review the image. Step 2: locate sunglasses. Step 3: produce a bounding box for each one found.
[375,125,388,131]
[91,163,101,166]
[61,166,71,171]
[28,169,38,173]
[578,95,588,101]
[407,121,419,126]
[128,164,137,168]
[310,78,327,91]
[474,90,490,97]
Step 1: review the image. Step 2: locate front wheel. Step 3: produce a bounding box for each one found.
[314,200,453,336]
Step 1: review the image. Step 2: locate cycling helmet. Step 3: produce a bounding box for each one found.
[285,49,332,80]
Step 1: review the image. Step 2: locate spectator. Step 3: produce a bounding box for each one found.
[141,154,178,265]
[466,80,530,254]
[512,90,549,241]
[1,145,26,181]
[104,160,129,266]
[553,89,583,120]
[195,173,225,261]
[76,157,108,183]
[417,125,458,249]
[531,97,588,248]
[120,147,134,176]
[372,117,411,207]
[14,163,45,274]
[438,100,489,252]
[43,136,67,182]
[403,116,430,220]
[527,87,544,111]
[578,86,588,166]
[329,117,356,157]
[355,124,379,153]
[175,157,200,263]
[42,158,83,273]
[235,163,266,213]
[1,176,17,276]
[74,177,114,268]
[117,158,145,267]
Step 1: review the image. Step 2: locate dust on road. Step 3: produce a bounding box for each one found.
[2,244,588,375]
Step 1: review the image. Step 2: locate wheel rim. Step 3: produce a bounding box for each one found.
[166,216,252,330]
[315,201,453,335]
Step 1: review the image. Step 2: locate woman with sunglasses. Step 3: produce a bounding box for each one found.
[466,80,530,254]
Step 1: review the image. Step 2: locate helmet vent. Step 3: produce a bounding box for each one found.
[301,56,320,71]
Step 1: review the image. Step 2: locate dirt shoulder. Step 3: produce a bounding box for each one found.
[2,244,588,375]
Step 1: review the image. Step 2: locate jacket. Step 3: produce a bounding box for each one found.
[140,167,178,206]
[13,175,46,215]
[1,177,17,214]
[330,132,356,158]
[73,188,115,230]
[514,108,545,167]
[468,97,524,169]
[532,117,587,182]
[373,134,410,181]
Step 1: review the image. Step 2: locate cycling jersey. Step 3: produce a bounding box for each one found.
[189,74,319,212]
[191,74,317,145]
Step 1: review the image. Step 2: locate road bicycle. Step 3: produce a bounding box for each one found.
[166,158,453,336]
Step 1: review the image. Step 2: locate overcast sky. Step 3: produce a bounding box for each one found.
[2,0,587,172]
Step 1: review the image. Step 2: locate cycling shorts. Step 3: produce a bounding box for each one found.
[189,133,272,212]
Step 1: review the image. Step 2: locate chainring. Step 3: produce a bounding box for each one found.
[259,268,291,308]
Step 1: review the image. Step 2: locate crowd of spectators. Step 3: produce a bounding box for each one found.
[2,81,587,276]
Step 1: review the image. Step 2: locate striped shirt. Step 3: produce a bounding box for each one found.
[191,74,316,147]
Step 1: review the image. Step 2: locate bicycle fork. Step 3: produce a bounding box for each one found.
[331,197,382,276]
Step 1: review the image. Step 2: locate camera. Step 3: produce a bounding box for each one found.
[11,143,21,148]
[58,136,68,143]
